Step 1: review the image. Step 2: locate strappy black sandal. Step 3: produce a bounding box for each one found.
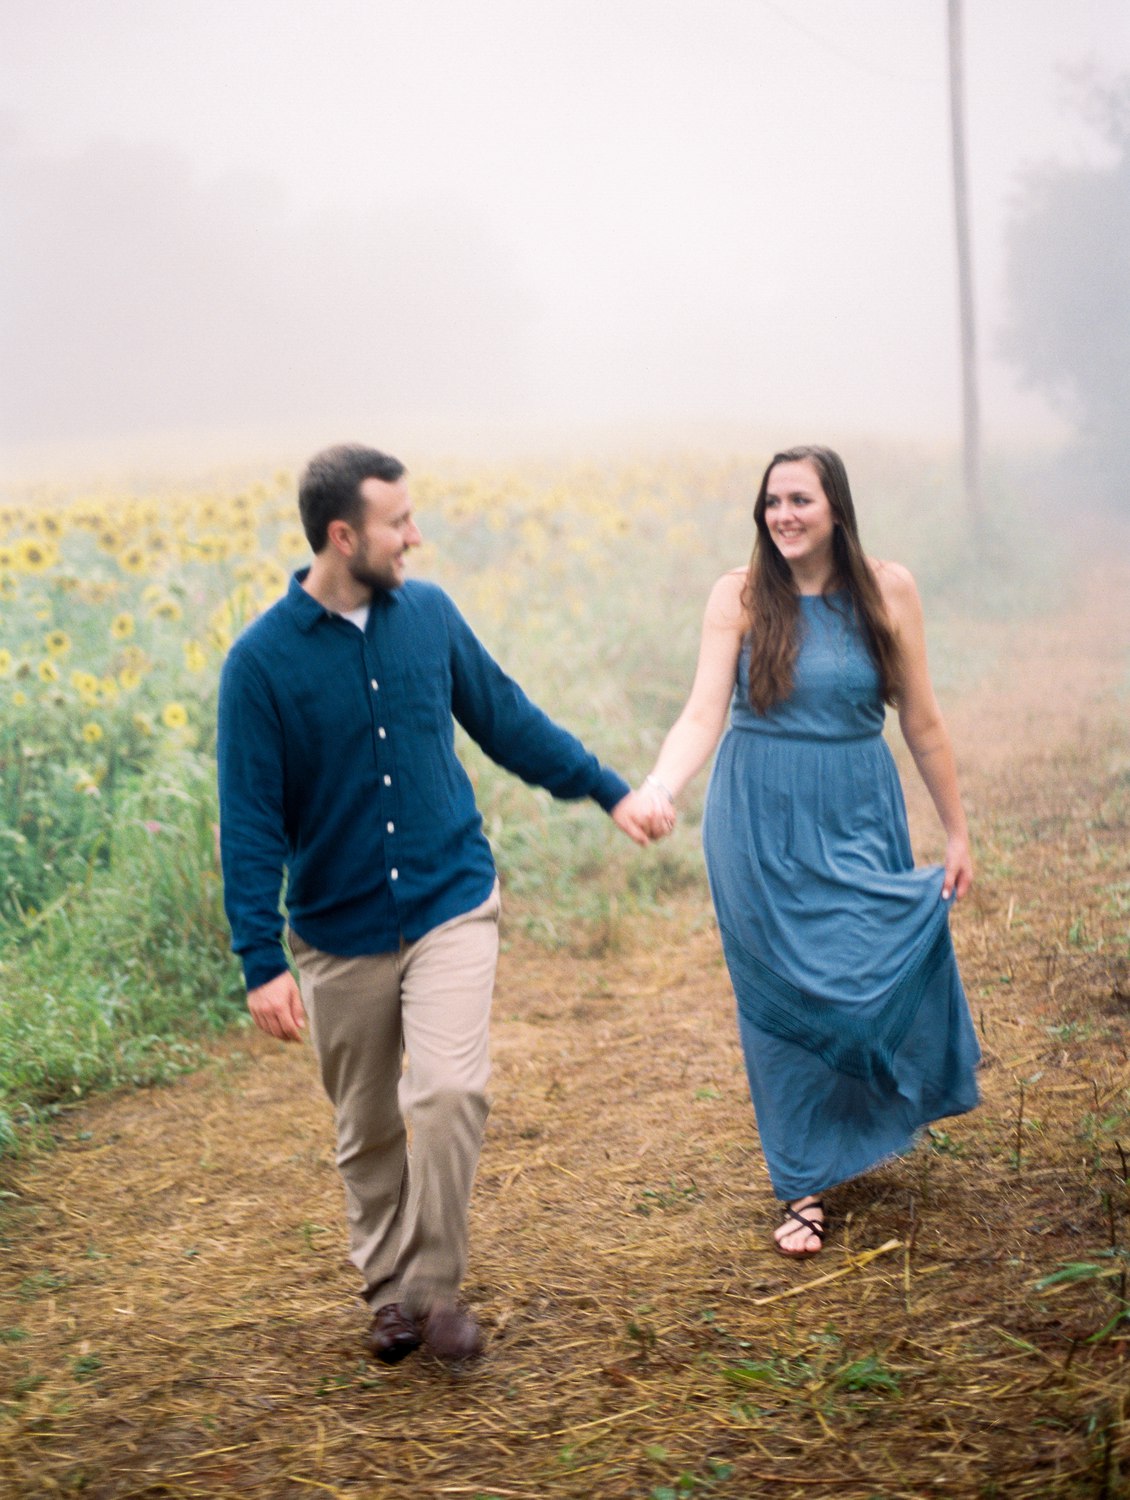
[774,1198,826,1258]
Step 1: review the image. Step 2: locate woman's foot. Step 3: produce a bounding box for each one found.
[773,1196,826,1257]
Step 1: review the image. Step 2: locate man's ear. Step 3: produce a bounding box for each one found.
[325,517,356,557]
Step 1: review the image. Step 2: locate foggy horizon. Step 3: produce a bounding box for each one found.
[2,0,1128,482]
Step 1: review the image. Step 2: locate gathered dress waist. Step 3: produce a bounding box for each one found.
[728,721,883,745]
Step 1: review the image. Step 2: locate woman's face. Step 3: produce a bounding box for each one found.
[762,459,836,571]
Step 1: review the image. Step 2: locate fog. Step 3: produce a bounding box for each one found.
[2,0,1128,477]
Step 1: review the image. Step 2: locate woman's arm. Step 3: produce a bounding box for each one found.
[877,560,973,900]
[625,569,747,833]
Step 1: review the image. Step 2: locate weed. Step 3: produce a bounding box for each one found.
[928,1127,965,1157]
[18,1272,67,1299]
[626,1310,658,1353]
[720,1342,902,1417]
[833,1355,901,1393]
[721,1354,815,1389]
[634,1178,703,1215]
[649,1455,734,1498]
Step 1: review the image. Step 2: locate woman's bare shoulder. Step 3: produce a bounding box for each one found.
[869,556,917,599]
[705,567,749,628]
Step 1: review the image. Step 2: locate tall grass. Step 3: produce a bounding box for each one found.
[0,443,1066,1149]
[0,756,242,1152]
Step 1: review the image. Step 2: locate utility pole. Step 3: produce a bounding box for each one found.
[947,0,982,530]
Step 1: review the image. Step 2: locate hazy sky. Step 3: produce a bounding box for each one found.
[2,0,1128,471]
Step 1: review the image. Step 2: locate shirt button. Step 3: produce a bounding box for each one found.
[390,868,399,880]
[370,679,379,691]
[386,821,395,833]
[383,775,391,786]
[378,727,387,739]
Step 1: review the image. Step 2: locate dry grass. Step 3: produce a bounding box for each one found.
[1,557,1128,1500]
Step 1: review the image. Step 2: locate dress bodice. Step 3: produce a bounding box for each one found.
[730,593,886,742]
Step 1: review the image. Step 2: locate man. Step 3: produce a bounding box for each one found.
[217,444,653,1366]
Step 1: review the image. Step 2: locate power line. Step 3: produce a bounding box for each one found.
[750,0,937,85]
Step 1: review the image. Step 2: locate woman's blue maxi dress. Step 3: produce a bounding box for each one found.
[702,594,980,1200]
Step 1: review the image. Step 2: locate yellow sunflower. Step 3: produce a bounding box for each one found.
[44,629,71,656]
[161,701,189,729]
[277,528,309,559]
[16,537,58,573]
[193,533,231,564]
[110,612,135,640]
[119,644,149,671]
[0,649,12,676]
[183,640,207,673]
[38,659,60,683]
[116,545,149,577]
[82,721,104,743]
[256,560,288,599]
[229,525,259,557]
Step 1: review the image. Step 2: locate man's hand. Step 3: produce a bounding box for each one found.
[611,788,676,846]
[611,791,654,845]
[247,969,306,1042]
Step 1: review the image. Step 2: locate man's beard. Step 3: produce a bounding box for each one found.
[347,554,403,594]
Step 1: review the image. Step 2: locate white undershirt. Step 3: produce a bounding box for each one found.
[340,604,370,632]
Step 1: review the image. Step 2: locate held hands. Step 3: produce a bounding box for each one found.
[610,776,678,846]
[247,969,306,1042]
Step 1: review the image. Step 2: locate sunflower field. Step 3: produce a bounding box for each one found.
[0,446,1045,1151]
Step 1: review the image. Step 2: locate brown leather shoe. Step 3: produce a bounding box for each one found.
[367,1303,422,1365]
[421,1301,484,1362]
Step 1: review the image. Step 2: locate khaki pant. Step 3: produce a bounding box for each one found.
[288,883,500,1315]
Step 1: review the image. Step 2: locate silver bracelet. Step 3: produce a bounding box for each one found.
[644,774,675,804]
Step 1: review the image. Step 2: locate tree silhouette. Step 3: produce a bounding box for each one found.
[1000,77,1130,476]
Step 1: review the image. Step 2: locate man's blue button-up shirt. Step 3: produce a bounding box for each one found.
[217,572,630,990]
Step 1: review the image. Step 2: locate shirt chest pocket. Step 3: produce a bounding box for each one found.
[287,673,373,758]
[381,661,451,735]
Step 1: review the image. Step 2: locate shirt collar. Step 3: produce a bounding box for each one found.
[286,568,401,633]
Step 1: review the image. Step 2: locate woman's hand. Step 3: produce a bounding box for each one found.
[942,833,973,902]
[641,777,677,839]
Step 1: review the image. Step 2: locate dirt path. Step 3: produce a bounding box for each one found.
[2,555,1128,1500]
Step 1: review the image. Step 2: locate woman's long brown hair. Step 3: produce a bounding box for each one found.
[742,445,902,713]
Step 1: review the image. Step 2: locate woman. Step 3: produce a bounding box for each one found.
[627,446,980,1257]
